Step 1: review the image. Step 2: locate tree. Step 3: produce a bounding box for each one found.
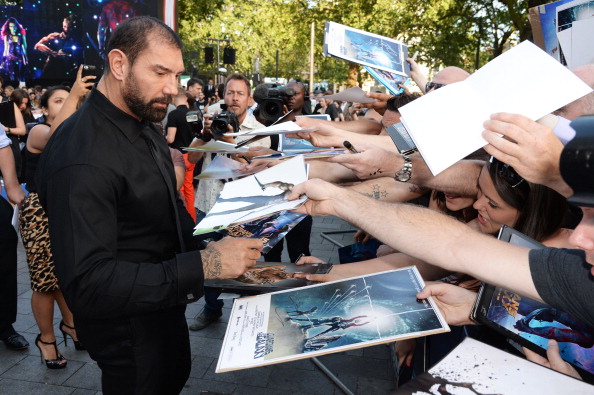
[177,0,550,88]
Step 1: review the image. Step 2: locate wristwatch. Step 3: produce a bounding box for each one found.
[395,155,412,182]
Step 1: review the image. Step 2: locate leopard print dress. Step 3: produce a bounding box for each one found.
[18,192,59,292]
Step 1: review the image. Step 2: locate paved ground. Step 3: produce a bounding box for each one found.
[0,216,398,395]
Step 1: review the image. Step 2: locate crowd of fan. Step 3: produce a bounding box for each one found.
[0,15,593,393]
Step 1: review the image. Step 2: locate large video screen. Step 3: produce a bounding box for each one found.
[0,0,159,86]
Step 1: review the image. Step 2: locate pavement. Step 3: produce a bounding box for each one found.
[0,216,398,395]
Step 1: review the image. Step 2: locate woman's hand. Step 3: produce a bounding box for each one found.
[71,65,96,100]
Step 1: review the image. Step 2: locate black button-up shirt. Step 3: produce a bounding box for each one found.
[37,89,203,321]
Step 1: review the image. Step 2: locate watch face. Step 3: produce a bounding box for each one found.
[397,170,411,182]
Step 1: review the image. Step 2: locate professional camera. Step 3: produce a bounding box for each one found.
[211,104,240,139]
[186,110,211,141]
[253,83,295,122]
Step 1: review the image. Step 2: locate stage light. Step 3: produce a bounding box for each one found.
[71,45,77,51]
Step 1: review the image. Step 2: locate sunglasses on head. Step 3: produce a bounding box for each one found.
[489,156,525,188]
[425,81,446,92]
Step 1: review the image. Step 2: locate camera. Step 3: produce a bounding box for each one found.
[185,110,206,140]
[211,105,240,139]
[253,83,295,121]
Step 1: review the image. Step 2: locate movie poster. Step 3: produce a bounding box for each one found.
[194,156,308,235]
[394,338,593,394]
[324,22,409,77]
[204,260,331,294]
[216,267,449,372]
[222,211,307,254]
[485,287,594,374]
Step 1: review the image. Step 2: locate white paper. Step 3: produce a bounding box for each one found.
[423,338,593,394]
[399,41,593,175]
[195,155,268,180]
[182,140,248,153]
[322,87,378,103]
[224,121,314,137]
[194,155,308,235]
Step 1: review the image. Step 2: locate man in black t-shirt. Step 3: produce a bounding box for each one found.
[166,87,196,220]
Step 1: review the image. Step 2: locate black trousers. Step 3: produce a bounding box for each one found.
[77,305,191,395]
[0,196,18,337]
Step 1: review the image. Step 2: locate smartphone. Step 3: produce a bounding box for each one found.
[81,65,96,78]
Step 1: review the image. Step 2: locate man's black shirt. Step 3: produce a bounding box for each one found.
[166,105,193,152]
[37,89,204,321]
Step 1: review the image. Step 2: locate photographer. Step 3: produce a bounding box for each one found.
[188,73,272,331]
[166,87,197,221]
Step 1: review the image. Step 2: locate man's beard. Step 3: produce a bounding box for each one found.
[123,72,171,122]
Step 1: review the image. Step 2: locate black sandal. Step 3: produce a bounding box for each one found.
[35,334,67,369]
[60,320,85,350]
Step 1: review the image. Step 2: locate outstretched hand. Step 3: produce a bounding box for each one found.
[327,142,400,180]
[288,179,341,217]
[200,237,263,279]
[482,113,572,197]
[523,340,582,380]
[290,119,354,148]
[294,256,360,283]
[416,282,478,326]
[362,92,392,115]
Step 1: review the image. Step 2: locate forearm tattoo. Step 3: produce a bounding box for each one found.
[364,184,388,200]
[408,184,429,193]
[201,245,222,279]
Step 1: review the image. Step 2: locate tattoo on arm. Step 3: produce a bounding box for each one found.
[201,245,222,279]
[363,184,388,200]
[409,184,429,193]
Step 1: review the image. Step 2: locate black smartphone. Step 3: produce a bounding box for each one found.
[81,65,96,78]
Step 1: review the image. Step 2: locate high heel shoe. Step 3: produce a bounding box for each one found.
[35,334,67,369]
[59,320,85,350]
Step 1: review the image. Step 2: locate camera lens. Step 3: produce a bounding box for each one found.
[264,101,282,118]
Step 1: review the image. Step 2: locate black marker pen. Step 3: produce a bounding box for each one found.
[343,140,359,154]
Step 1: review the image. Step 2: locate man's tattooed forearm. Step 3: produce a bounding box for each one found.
[201,245,222,279]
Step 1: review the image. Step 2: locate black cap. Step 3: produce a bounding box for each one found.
[560,115,594,207]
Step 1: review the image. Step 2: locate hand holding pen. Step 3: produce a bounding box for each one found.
[343,140,359,154]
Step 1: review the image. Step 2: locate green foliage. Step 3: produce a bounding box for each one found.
[177,0,547,85]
